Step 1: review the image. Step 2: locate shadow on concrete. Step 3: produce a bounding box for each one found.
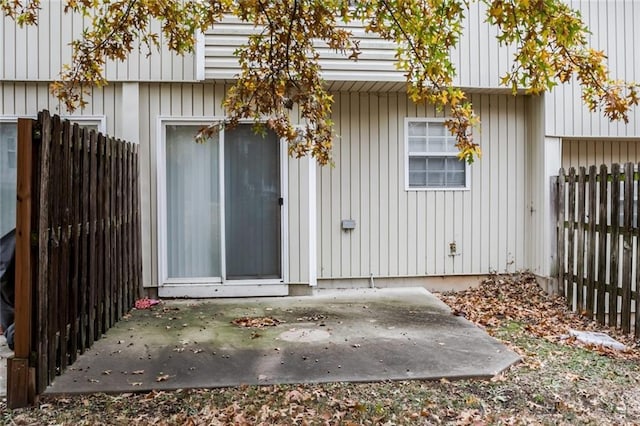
[44,287,519,395]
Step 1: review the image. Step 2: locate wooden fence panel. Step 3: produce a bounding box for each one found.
[8,110,142,407]
[557,162,639,337]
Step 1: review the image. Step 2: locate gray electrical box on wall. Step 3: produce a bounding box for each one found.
[341,219,356,230]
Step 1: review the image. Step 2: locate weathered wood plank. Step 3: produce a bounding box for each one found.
[96,134,105,337]
[59,120,72,371]
[104,137,113,328]
[566,167,576,308]
[8,118,36,408]
[69,123,81,364]
[134,143,142,298]
[609,163,621,328]
[597,164,608,325]
[621,162,633,333]
[636,162,640,339]
[576,167,586,313]
[48,114,62,383]
[557,170,566,297]
[116,141,123,319]
[79,127,90,352]
[586,165,597,317]
[88,130,98,344]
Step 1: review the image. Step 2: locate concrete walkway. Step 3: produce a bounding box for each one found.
[43,287,519,395]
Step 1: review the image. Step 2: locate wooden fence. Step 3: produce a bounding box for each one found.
[556,164,639,337]
[8,111,142,407]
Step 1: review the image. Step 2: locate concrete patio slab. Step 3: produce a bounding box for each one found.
[44,287,519,395]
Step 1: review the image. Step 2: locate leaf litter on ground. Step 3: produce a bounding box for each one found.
[3,272,640,425]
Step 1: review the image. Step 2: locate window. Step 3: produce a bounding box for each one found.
[0,115,106,237]
[405,119,468,190]
[0,121,17,237]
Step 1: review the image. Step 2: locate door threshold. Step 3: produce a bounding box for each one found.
[158,283,289,298]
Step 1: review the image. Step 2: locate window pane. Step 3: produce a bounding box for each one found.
[166,125,221,278]
[409,157,427,172]
[427,137,448,152]
[408,154,466,189]
[408,137,426,153]
[426,171,445,186]
[427,157,446,171]
[427,123,446,136]
[0,123,17,237]
[409,171,427,187]
[408,121,426,136]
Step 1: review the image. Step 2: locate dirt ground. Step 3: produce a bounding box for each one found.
[2,272,640,425]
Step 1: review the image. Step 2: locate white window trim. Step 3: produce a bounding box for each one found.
[156,117,289,290]
[404,117,470,191]
[61,115,107,134]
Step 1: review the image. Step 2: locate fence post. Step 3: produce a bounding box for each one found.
[7,118,37,408]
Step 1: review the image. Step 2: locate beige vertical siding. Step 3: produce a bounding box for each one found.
[1,0,196,82]
[137,83,308,286]
[562,139,640,169]
[317,92,529,279]
[0,81,119,133]
[546,0,640,138]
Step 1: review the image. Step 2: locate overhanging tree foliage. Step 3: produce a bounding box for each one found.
[3,0,638,165]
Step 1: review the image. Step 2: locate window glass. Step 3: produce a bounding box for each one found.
[0,122,17,236]
[406,120,467,189]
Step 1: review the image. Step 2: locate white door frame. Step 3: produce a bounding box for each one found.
[156,117,289,297]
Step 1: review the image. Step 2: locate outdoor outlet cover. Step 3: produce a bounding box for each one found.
[341,219,356,230]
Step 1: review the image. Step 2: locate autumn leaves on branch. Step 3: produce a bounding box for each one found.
[3,0,638,165]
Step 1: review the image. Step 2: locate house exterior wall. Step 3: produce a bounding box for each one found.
[562,138,640,169]
[137,83,309,287]
[317,92,529,279]
[3,1,639,292]
[203,2,515,90]
[1,0,196,82]
[0,81,119,132]
[545,0,640,138]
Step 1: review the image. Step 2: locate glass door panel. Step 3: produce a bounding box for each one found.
[224,124,281,279]
[165,125,222,278]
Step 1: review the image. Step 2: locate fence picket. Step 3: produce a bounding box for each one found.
[59,120,72,370]
[567,168,576,305]
[621,163,633,332]
[69,124,81,363]
[557,171,566,297]
[586,166,597,317]
[576,167,586,313]
[597,165,608,324]
[636,162,640,338]
[609,164,621,328]
[47,115,62,383]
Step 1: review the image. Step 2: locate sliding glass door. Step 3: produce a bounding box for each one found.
[163,122,282,284]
